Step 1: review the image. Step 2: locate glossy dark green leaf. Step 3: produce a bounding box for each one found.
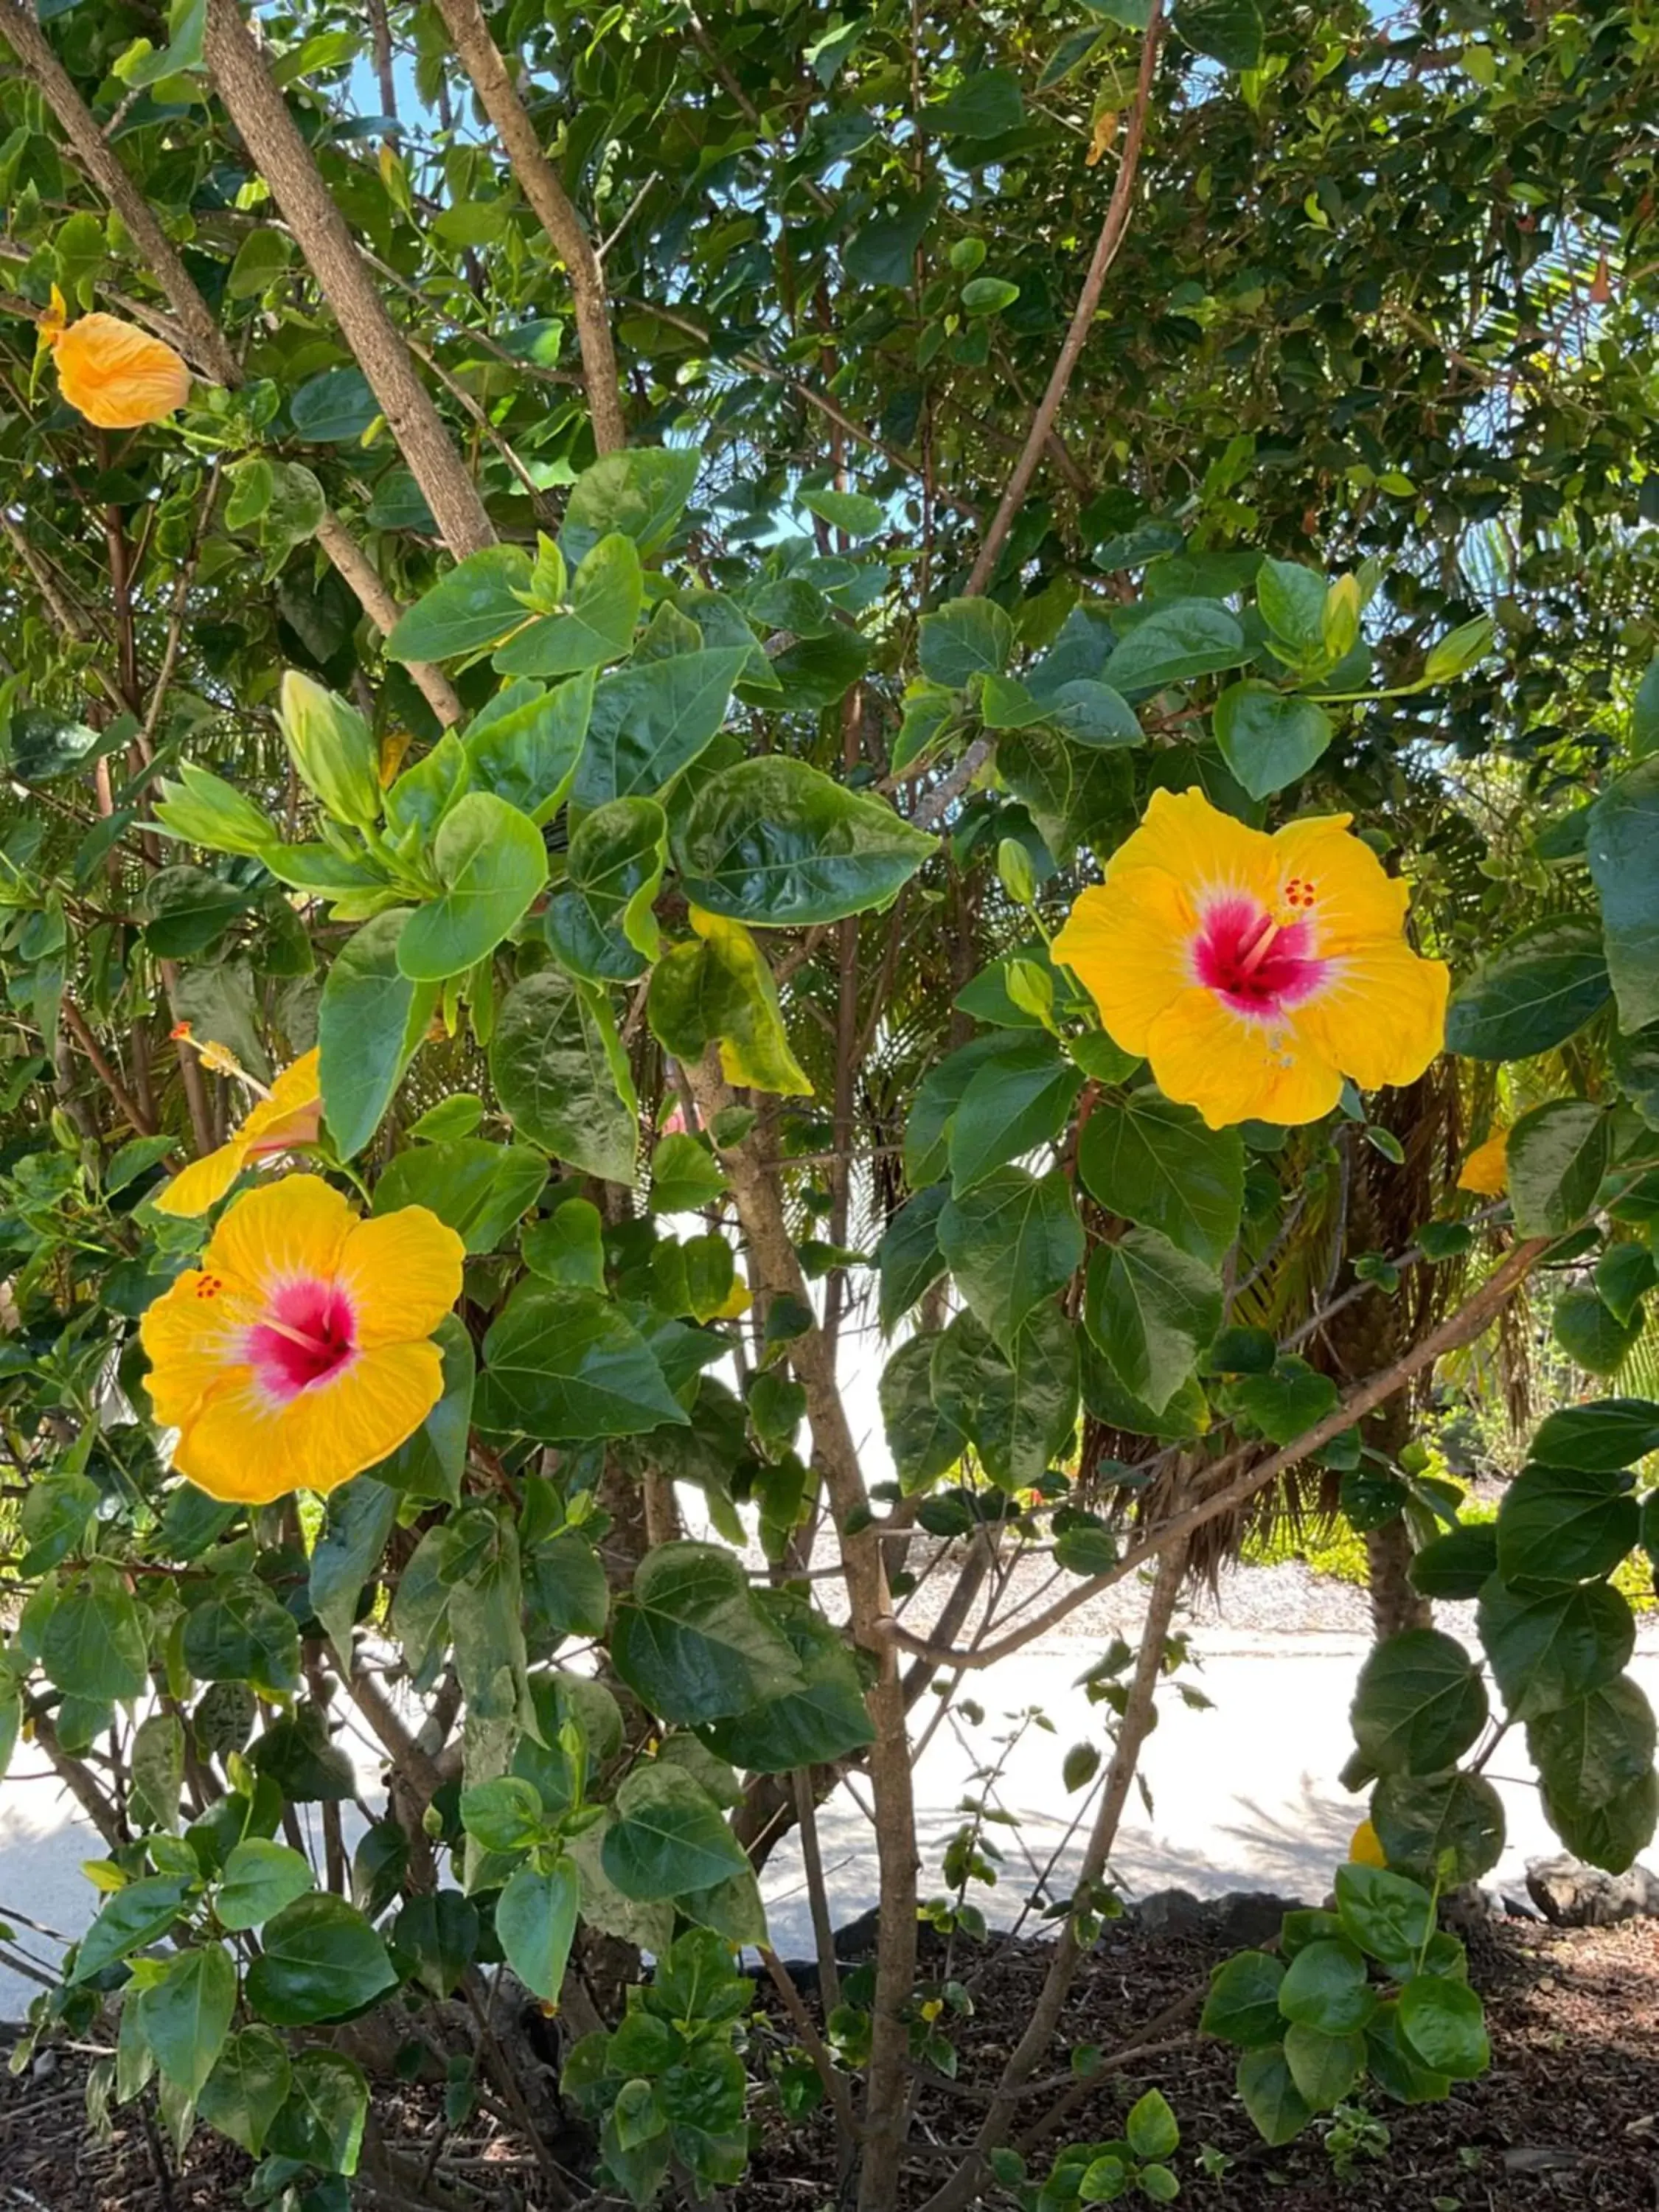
[877,1184,949,1329]
[1235,2046,1312,2146]
[702,1590,874,1770]
[1077,1092,1245,1264]
[136,1943,237,2098]
[396,793,549,982]
[374,1139,547,1253]
[572,647,749,811]
[1444,919,1611,1061]
[477,1282,687,1441]
[1371,1771,1504,1887]
[1531,1398,1659,1470]
[938,1166,1083,1351]
[490,969,638,1180]
[918,597,1014,686]
[1213,681,1334,797]
[265,2049,369,2174]
[1397,1975,1489,2081]
[1200,1950,1285,2047]
[1495,1464,1639,1587]
[245,1895,398,2026]
[611,1540,803,1724]
[1350,1629,1487,1778]
[496,1858,580,2002]
[675,757,934,926]
[1506,1100,1609,1237]
[601,1764,749,1898]
[947,1036,1083,1190]
[197,2028,291,2157]
[43,1564,148,1700]
[880,1332,967,1491]
[1105,600,1248,691]
[318,909,437,1158]
[1085,1229,1222,1413]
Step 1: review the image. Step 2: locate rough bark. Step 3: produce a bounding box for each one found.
[204,0,498,560]
[429,0,627,454]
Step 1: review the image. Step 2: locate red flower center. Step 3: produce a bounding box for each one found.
[1193,892,1326,1017]
[249,1278,358,1399]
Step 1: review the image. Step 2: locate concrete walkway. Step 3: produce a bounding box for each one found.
[6,1591,1654,2016]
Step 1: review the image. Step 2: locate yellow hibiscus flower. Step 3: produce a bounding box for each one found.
[1457,1127,1509,1197]
[42,288,190,428]
[141,1175,464,1503]
[156,1048,324,1218]
[1052,788,1449,1131]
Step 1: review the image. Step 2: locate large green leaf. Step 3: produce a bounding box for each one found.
[71,1874,193,1983]
[1444,919,1611,1060]
[476,1282,688,1441]
[600,1764,749,1898]
[1505,1099,1609,1236]
[41,1562,147,1700]
[931,1304,1079,1492]
[1213,682,1334,798]
[1077,1092,1245,1264]
[917,597,1013,686]
[947,1036,1084,1190]
[877,1186,949,1331]
[1276,1938,1374,2034]
[903,1032,1043,1186]
[1085,1228,1222,1412]
[1495,1463,1640,1587]
[463,672,593,824]
[611,1540,803,1724]
[674,758,934,925]
[1200,1951,1286,2047]
[572,647,750,811]
[880,1333,967,1492]
[1371,1772,1504,1888]
[545,796,667,981]
[1105,600,1248,691]
[1531,1398,1659,1470]
[265,2049,369,2174]
[136,1944,237,2098]
[1528,1676,1656,1817]
[374,1140,548,1254]
[386,545,534,662]
[1553,1286,1644,1374]
[198,2028,291,2157]
[490,969,639,1181]
[396,793,549,981]
[647,908,813,1096]
[1349,1629,1487,1777]
[702,1591,874,1770]
[938,1166,1083,1352]
[245,1895,398,2026]
[1396,1977,1489,2081]
[216,1839,317,1932]
[559,446,700,568]
[1235,2046,1312,2146]
[318,910,437,1157]
[494,533,644,677]
[307,1478,398,1656]
[1478,1579,1635,1719]
[495,1857,581,2002]
[1587,755,1659,1031]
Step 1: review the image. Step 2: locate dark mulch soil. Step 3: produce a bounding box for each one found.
[4,1914,1655,2209]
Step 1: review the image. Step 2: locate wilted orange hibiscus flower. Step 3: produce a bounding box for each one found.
[1457,1127,1509,1197]
[156,1048,324,1218]
[142,1175,463,1503]
[1052,788,1449,1130]
[41,288,190,428]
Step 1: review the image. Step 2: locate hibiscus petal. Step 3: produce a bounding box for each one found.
[53,315,191,428]
[1296,939,1450,1093]
[174,1340,442,1502]
[1107,786,1276,907]
[152,1140,248,1219]
[336,1207,466,1349]
[1269,815,1411,950]
[202,1174,355,1301]
[1051,867,1194,1057]
[1145,986,1345,1130]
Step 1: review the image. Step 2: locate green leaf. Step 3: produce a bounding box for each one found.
[647,908,813,1096]
[528,1528,611,1638]
[1478,1577,1635,1731]
[318,911,437,1157]
[1350,1629,1488,1777]
[136,1944,237,2098]
[217,1839,316,1932]
[1506,1100,1609,1237]
[938,1166,1083,1352]
[1531,1398,1659,1471]
[611,1540,803,1725]
[396,793,549,983]
[392,1889,479,1997]
[1200,1951,1285,2048]
[459,1775,545,1852]
[880,1333,967,1492]
[1333,1863,1433,1967]
[702,1590,875,1771]
[1282,2023,1364,2112]
[9,708,130,785]
[1125,2087,1179,2161]
[42,1562,147,1700]
[1529,1675,1657,1817]
[1588,756,1659,1032]
[961,274,1020,313]
[496,1857,581,2001]
[476,1282,688,1441]
[71,1875,192,1983]
[198,2028,291,2157]
[245,1894,398,2026]
[250,1705,358,1802]
[1175,0,1265,67]
[1596,1242,1658,1326]
[265,2049,369,2174]
[1408,1523,1498,1600]
[877,1185,949,1331]
[524,1199,608,1290]
[491,970,638,1181]
[1105,601,1248,691]
[1256,559,1328,658]
[1234,1355,1340,1445]
[932,1304,1079,1491]
[1495,1463,1639,1587]
[1397,1976,1489,2080]
[463,672,593,825]
[1365,2000,1451,2104]
[1444,919,1611,1060]
[1213,682,1334,798]
[307,1478,398,1655]
[572,647,749,812]
[931,66,1023,137]
[674,758,934,926]
[1553,1286,1644,1374]
[1235,2046,1312,2146]
[545,796,667,982]
[800,487,885,536]
[1371,1772,1504,1887]
[1540,1762,1659,1872]
[375,1141,547,1253]
[1047,679,1142,748]
[947,1037,1084,1191]
[601,1764,749,1898]
[495,532,644,677]
[843,189,936,285]
[1085,1228,1222,1413]
[1276,1938,1375,2034]
[559,446,700,568]
[1077,1093,1245,1265]
[386,545,535,662]
[919,598,1015,686]
[290,368,376,443]
[181,1577,302,1697]
[650,1133,728,1214]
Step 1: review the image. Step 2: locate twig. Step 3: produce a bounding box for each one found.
[314,511,462,728]
[60,999,157,1136]
[759,1947,859,2146]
